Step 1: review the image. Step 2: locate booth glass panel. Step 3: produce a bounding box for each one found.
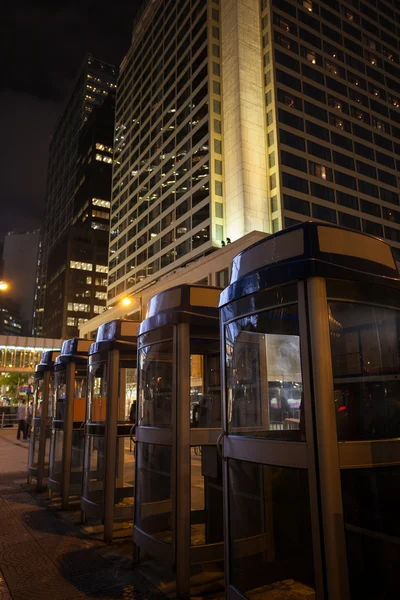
[190,334,221,429]
[88,362,107,423]
[83,434,105,500]
[228,458,315,598]
[114,437,135,508]
[34,378,44,417]
[70,429,84,483]
[74,374,87,423]
[225,306,303,440]
[55,371,67,420]
[120,367,137,423]
[52,429,64,481]
[329,302,400,441]
[190,446,223,546]
[136,443,173,543]
[139,341,173,428]
[341,466,400,599]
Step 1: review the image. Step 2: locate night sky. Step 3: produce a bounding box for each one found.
[1,0,140,241]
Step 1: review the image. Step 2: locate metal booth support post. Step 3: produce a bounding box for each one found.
[306,277,350,600]
[61,361,76,510]
[176,321,191,599]
[37,370,50,490]
[104,348,120,543]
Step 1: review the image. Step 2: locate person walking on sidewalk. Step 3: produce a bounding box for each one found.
[17,399,28,440]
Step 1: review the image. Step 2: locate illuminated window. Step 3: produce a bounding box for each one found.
[93,305,105,314]
[95,291,107,300]
[92,210,109,219]
[303,0,313,10]
[95,143,113,153]
[92,198,111,209]
[70,261,93,271]
[95,154,113,164]
[306,50,316,64]
[67,303,90,313]
[67,317,75,326]
[95,278,107,286]
[96,265,108,273]
[86,277,92,284]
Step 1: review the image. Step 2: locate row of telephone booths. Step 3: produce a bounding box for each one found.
[27,223,400,600]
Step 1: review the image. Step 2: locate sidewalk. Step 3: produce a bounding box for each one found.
[0,430,224,600]
[0,429,163,600]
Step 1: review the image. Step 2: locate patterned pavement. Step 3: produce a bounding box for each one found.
[0,429,164,600]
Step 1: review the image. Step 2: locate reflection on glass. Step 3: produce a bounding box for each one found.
[229,459,314,598]
[113,437,135,508]
[55,371,67,421]
[190,334,221,429]
[341,466,400,599]
[139,341,173,428]
[82,434,105,503]
[50,429,64,481]
[88,362,107,423]
[329,302,400,441]
[119,367,137,423]
[226,306,303,440]
[136,443,172,543]
[190,446,223,546]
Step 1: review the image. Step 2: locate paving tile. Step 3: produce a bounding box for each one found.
[10,574,84,600]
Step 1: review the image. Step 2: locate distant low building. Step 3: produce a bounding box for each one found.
[2,229,40,335]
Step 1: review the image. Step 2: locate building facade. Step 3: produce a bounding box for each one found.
[82,0,400,334]
[262,0,400,249]
[34,55,117,338]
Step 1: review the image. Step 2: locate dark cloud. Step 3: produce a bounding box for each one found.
[0,0,139,239]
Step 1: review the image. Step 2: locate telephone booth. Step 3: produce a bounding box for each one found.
[219,221,400,600]
[81,320,139,542]
[48,338,91,508]
[28,350,59,490]
[134,284,224,599]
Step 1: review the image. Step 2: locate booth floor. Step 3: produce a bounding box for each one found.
[0,429,224,600]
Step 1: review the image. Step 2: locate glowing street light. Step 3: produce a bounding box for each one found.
[0,281,9,292]
[121,296,132,307]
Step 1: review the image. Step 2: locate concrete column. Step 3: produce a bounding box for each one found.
[221,0,270,241]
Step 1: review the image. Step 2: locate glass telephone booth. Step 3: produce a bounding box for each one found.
[81,320,138,542]
[134,284,224,599]
[28,350,60,490]
[48,338,91,508]
[219,222,400,600]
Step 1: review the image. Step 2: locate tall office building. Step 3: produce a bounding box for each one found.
[34,55,117,338]
[106,0,400,308]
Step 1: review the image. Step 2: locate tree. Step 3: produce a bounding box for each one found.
[0,373,30,403]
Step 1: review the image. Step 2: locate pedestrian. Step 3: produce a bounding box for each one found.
[17,399,28,440]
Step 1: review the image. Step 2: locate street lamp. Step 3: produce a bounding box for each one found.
[121,296,132,307]
[0,282,9,292]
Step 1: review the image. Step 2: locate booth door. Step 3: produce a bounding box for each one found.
[222,299,317,600]
[327,284,400,600]
[135,331,174,552]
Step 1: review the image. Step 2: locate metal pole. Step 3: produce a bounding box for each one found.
[306,277,350,600]
[1,412,4,429]
[37,371,50,491]
[175,322,191,599]
[104,349,119,543]
[61,362,75,510]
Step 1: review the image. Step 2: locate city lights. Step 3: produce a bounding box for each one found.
[0,282,9,292]
[121,297,132,307]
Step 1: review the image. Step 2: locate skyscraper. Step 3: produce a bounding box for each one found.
[95,0,400,317]
[34,55,117,338]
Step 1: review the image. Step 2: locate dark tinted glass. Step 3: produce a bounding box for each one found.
[341,466,400,599]
[329,302,400,441]
[229,459,314,596]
